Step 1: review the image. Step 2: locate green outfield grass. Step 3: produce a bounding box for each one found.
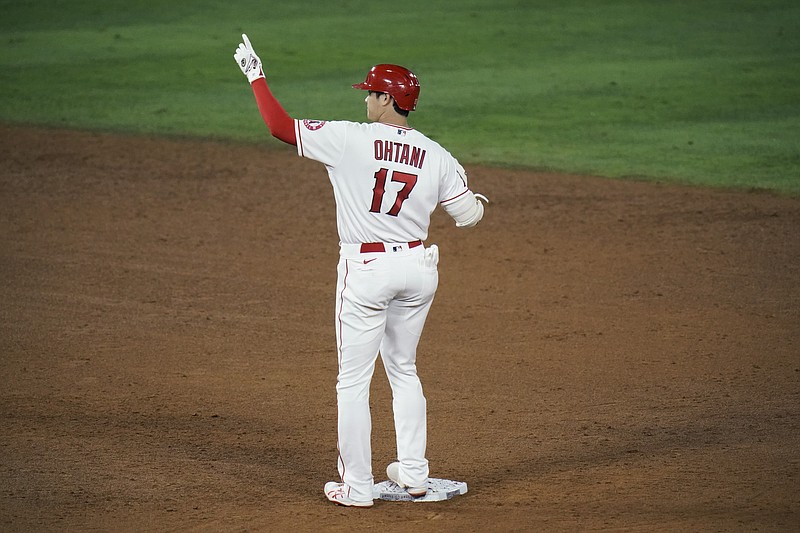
[1,0,798,194]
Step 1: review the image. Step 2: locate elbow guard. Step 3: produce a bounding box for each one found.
[442,191,488,228]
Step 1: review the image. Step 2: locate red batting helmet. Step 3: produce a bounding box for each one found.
[352,64,420,111]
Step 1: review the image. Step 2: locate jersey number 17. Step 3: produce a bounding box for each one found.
[369,168,418,217]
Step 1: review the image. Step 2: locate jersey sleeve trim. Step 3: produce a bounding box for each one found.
[294,120,349,168]
[441,189,470,205]
[295,119,304,157]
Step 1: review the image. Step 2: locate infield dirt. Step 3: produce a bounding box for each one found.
[1,125,798,531]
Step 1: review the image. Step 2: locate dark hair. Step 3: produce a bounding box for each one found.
[369,91,410,117]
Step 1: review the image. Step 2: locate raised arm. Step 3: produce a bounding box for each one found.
[234,34,296,146]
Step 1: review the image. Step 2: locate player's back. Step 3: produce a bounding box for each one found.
[324,121,467,245]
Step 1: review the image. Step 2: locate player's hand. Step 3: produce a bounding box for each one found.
[234,33,265,84]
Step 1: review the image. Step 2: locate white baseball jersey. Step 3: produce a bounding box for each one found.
[294,119,470,244]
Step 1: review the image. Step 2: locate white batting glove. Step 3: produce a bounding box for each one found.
[423,245,439,268]
[234,33,265,83]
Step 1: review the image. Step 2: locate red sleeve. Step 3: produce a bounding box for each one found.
[251,78,297,146]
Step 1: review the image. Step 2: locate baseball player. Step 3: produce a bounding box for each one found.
[234,34,487,508]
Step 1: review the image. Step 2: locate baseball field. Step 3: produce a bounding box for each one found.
[2,1,799,531]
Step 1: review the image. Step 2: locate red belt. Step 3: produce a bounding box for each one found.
[360,240,422,253]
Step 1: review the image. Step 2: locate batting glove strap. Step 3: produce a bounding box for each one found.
[234,33,265,84]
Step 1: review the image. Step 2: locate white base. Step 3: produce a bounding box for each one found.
[373,478,468,502]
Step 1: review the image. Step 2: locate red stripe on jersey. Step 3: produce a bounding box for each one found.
[296,120,305,157]
[441,189,469,204]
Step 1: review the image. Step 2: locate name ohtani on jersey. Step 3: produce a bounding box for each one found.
[374,140,426,169]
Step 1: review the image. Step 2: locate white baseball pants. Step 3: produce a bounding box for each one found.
[333,244,438,502]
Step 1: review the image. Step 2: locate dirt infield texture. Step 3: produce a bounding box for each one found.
[1,125,798,532]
